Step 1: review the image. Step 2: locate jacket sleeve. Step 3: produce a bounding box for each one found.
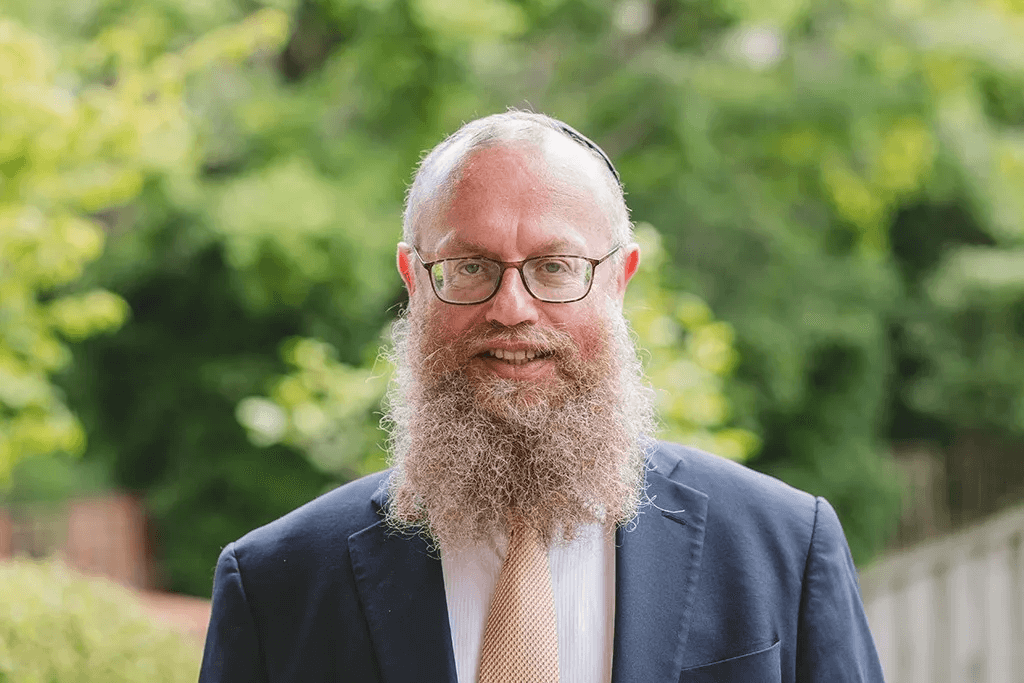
[199,542,268,683]
[795,497,886,682]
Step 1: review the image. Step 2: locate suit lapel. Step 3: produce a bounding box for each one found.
[612,453,709,683]
[348,485,457,683]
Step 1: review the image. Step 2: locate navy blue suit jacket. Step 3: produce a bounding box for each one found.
[199,443,884,682]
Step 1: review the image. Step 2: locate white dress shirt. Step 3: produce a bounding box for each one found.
[440,523,616,683]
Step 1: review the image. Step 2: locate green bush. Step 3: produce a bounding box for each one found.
[0,560,201,682]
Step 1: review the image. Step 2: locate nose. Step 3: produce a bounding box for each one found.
[484,267,540,327]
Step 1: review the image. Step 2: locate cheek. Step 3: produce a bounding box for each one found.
[575,324,607,360]
[551,309,609,360]
[414,295,478,339]
[557,291,624,357]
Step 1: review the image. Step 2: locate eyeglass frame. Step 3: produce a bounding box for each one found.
[412,244,622,305]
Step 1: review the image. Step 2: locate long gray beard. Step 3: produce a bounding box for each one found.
[381,302,657,551]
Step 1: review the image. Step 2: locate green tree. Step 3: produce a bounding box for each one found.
[1,19,132,483]
[1,5,323,593]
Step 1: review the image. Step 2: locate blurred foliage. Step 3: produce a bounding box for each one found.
[0,7,288,490]
[0,0,1022,594]
[0,560,201,682]
[626,224,761,461]
[0,20,130,483]
[1,454,109,506]
[237,336,389,479]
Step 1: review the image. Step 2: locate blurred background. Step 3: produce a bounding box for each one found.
[1,0,1022,679]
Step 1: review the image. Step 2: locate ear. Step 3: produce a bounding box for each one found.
[619,242,641,294]
[397,242,416,295]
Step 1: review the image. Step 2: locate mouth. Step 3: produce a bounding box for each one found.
[480,348,556,366]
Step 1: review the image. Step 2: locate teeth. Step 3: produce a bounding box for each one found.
[486,349,545,364]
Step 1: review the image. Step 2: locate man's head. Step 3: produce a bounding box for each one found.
[384,111,656,549]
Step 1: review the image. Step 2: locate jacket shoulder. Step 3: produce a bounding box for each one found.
[652,441,816,512]
[649,441,819,549]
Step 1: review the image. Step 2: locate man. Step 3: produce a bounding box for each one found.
[199,111,885,682]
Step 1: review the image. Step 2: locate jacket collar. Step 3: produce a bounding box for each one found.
[348,491,458,683]
[611,447,709,683]
[350,448,709,683]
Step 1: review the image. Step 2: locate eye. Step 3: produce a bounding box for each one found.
[460,262,483,275]
[532,258,576,277]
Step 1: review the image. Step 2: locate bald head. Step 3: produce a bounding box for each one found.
[403,112,631,248]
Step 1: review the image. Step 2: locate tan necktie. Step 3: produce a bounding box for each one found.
[477,523,560,683]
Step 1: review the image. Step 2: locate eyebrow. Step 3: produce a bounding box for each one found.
[429,236,585,260]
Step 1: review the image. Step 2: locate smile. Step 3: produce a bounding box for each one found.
[483,348,554,365]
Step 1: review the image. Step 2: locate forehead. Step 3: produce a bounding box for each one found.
[422,135,616,257]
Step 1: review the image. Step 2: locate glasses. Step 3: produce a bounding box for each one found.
[414,245,621,305]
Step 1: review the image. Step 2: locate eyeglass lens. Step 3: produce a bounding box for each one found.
[429,256,595,303]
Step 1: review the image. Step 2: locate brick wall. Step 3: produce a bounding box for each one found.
[0,493,152,588]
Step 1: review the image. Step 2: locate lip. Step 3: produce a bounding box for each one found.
[472,350,557,380]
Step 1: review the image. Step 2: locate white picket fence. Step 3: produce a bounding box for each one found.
[860,504,1024,682]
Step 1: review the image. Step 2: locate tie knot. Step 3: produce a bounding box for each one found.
[508,520,544,550]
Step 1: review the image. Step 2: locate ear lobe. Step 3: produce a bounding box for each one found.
[397,243,416,295]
